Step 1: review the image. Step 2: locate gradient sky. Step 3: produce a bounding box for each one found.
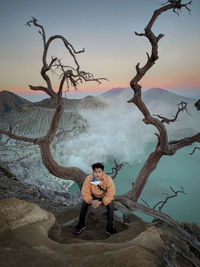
[0,0,200,96]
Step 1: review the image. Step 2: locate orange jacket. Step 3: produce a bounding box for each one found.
[81,173,115,206]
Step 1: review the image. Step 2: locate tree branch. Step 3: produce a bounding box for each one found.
[0,129,37,144]
[190,146,200,155]
[141,198,150,207]
[114,196,200,253]
[26,18,106,97]
[122,0,196,202]
[0,18,107,190]
[52,58,108,93]
[123,149,163,202]
[28,85,56,99]
[153,101,189,124]
[106,158,128,180]
[169,132,200,153]
[141,186,187,213]
[153,186,187,211]
[194,99,200,111]
[129,1,192,154]
[26,17,46,45]
[38,140,87,188]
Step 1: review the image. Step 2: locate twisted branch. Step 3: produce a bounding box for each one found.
[128,0,192,154]
[153,186,187,211]
[153,101,190,124]
[0,17,107,187]
[106,158,128,180]
[141,186,187,212]
[125,0,199,202]
[0,129,37,144]
[26,17,105,97]
[190,146,200,155]
[52,58,107,91]
[169,132,200,153]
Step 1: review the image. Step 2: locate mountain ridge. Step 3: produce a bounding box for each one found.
[0,90,31,113]
[0,90,107,112]
[98,87,196,105]
[144,88,195,103]
[35,95,107,110]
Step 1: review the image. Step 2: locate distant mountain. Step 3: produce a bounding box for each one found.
[143,88,195,105]
[99,87,195,106]
[0,90,107,114]
[0,104,88,139]
[35,95,107,110]
[0,90,31,113]
[98,87,133,103]
[100,87,130,98]
[0,103,88,194]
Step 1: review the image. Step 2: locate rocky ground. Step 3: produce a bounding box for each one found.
[0,102,88,195]
[0,166,72,214]
[0,166,199,267]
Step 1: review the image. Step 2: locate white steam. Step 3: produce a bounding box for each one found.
[55,96,200,174]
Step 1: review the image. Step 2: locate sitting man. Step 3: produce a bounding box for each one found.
[73,162,116,236]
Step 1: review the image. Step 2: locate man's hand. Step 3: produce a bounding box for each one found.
[91,200,102,209]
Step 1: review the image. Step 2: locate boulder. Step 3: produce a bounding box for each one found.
[0,198,194,267]
[0,198,55,231]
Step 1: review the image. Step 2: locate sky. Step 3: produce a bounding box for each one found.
[0,0,200,98]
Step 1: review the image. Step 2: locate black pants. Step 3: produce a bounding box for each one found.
[78,200,114,227]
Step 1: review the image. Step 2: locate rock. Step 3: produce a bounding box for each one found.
[0,198,55,231]
[131,225,164,253]
[0,166,71,215]
[0,198,194,267]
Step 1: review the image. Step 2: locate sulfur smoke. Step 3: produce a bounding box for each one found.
[55,92,199,174]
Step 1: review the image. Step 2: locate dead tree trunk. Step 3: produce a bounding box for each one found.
[38,140,86,188]
[0,1,199,206]
[126,149,163,201]
[123,0,200,202]
[0,17,105,188]
[0,4,200,251]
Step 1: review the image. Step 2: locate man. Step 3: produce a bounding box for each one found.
[73,162,116,236]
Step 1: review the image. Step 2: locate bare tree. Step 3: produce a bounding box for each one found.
[0,1,200,252]
[106,158,128,179]
[0,16,106,189]
[141,186,187,212]
[118,0,200,203]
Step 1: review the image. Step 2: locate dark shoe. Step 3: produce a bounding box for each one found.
[105,225,117,235]
[73,224,86,235]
